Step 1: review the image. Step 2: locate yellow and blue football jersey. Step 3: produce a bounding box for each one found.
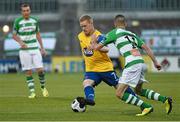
[78,30,113,72]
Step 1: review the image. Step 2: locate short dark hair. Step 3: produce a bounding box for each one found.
[21,3,30,9]
[114,14,126,23]
[79,15,93,22]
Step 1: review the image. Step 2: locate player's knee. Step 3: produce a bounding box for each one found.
[38,70,44,76]
[37,68,44,74]
[115,84,128,99]
[115,90,123,99]
[135,88,141,95]
[83,80,94,87]
[25,70,32,76]
[135,84,142,95]
[37,68,44,75]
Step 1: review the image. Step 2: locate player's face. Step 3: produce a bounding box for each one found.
[21,6,31,19]
[80,20,94,36]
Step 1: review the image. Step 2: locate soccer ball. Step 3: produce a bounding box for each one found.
[71,98,86,112]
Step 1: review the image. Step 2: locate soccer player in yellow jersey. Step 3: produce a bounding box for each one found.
[77,15,136,106]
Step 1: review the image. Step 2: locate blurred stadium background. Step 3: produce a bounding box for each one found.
[0,0,180,73]
[0,0,180,121]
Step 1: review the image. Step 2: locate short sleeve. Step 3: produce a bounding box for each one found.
[36,19,40,32]
[134,35,145,48]
[101,29,117,45]
[12,19,18,34]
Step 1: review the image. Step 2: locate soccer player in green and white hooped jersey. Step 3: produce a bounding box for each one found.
[90,15,172,116]
[12,3,49,98]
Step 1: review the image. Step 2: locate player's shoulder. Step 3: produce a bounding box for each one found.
[30,16,39,22]
[105,28,117,38]
[94,29,101,35]
[116,28,136,36]
[78,31,84,40]
[14,16,23,24]
[78,29,102,40]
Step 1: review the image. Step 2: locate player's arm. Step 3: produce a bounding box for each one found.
[133,34,161,70]
[90,34,105,51]
[12,34,27,49]
[99,46,109,53]
[36,19,47,56]
[12,20,27,49]
[88,42,104,52]
[36,32,44,49]
[140,42,161,70]
[36,32,47,56]
[90,37,108,52]
[91,30,116,51]
[92,43,104,51]
[97,33,110,53]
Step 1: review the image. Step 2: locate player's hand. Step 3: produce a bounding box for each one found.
[40,48,47,56]
[154,62,161,70]
[20,43,28,49]
[87,44,93,50]
[91,34,97,44]
[90,34,98,50]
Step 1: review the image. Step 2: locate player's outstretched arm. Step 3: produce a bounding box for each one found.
[89,41,108,53]
[90,42,104,51]
[99,46,109,53]
[90,38,104,51]
[141,44,161,70]
[90,34,105,51]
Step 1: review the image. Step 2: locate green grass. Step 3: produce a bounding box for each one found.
[0,72,180,121]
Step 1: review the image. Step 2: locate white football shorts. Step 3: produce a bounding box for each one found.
[19,50,43,71]
[119,63,148,88]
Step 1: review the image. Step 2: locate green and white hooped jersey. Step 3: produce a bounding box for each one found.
[101,28,144,68]
[13,16,40,51]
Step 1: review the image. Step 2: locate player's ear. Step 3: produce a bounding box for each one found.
[114,22,117,28]
[124,21,127,27]
[89,19,93,25]
[28,7,31,13]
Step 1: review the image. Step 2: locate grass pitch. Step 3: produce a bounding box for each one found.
[0,72,180,121]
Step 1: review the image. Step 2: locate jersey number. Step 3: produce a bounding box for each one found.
[111,72,118,80]
[124,36,137,48]
[125,36,141,56]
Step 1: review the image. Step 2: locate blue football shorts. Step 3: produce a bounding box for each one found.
[84,71,119,87]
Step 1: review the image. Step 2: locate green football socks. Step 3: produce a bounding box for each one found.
[140,89,167,103]
[26,76,35,93]
[38,72,45,89]
[122,92,152,109]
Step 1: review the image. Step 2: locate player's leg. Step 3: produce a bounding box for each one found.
[118,64,153,116]
[81,72,101,106]
[116,83,153,116]
[36,68,45,89]
[37,68,49,97]
[25,70,36,98]
[135,83,172,114]
[135,63,172,114]
[135,63,167,103]
[19,51,35,98]
[34,50,49,97]
[83,79,96,105]
[135,82,167,103]
[101,71,137,96]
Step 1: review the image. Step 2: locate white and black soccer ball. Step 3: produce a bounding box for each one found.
[71,98,86,112]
